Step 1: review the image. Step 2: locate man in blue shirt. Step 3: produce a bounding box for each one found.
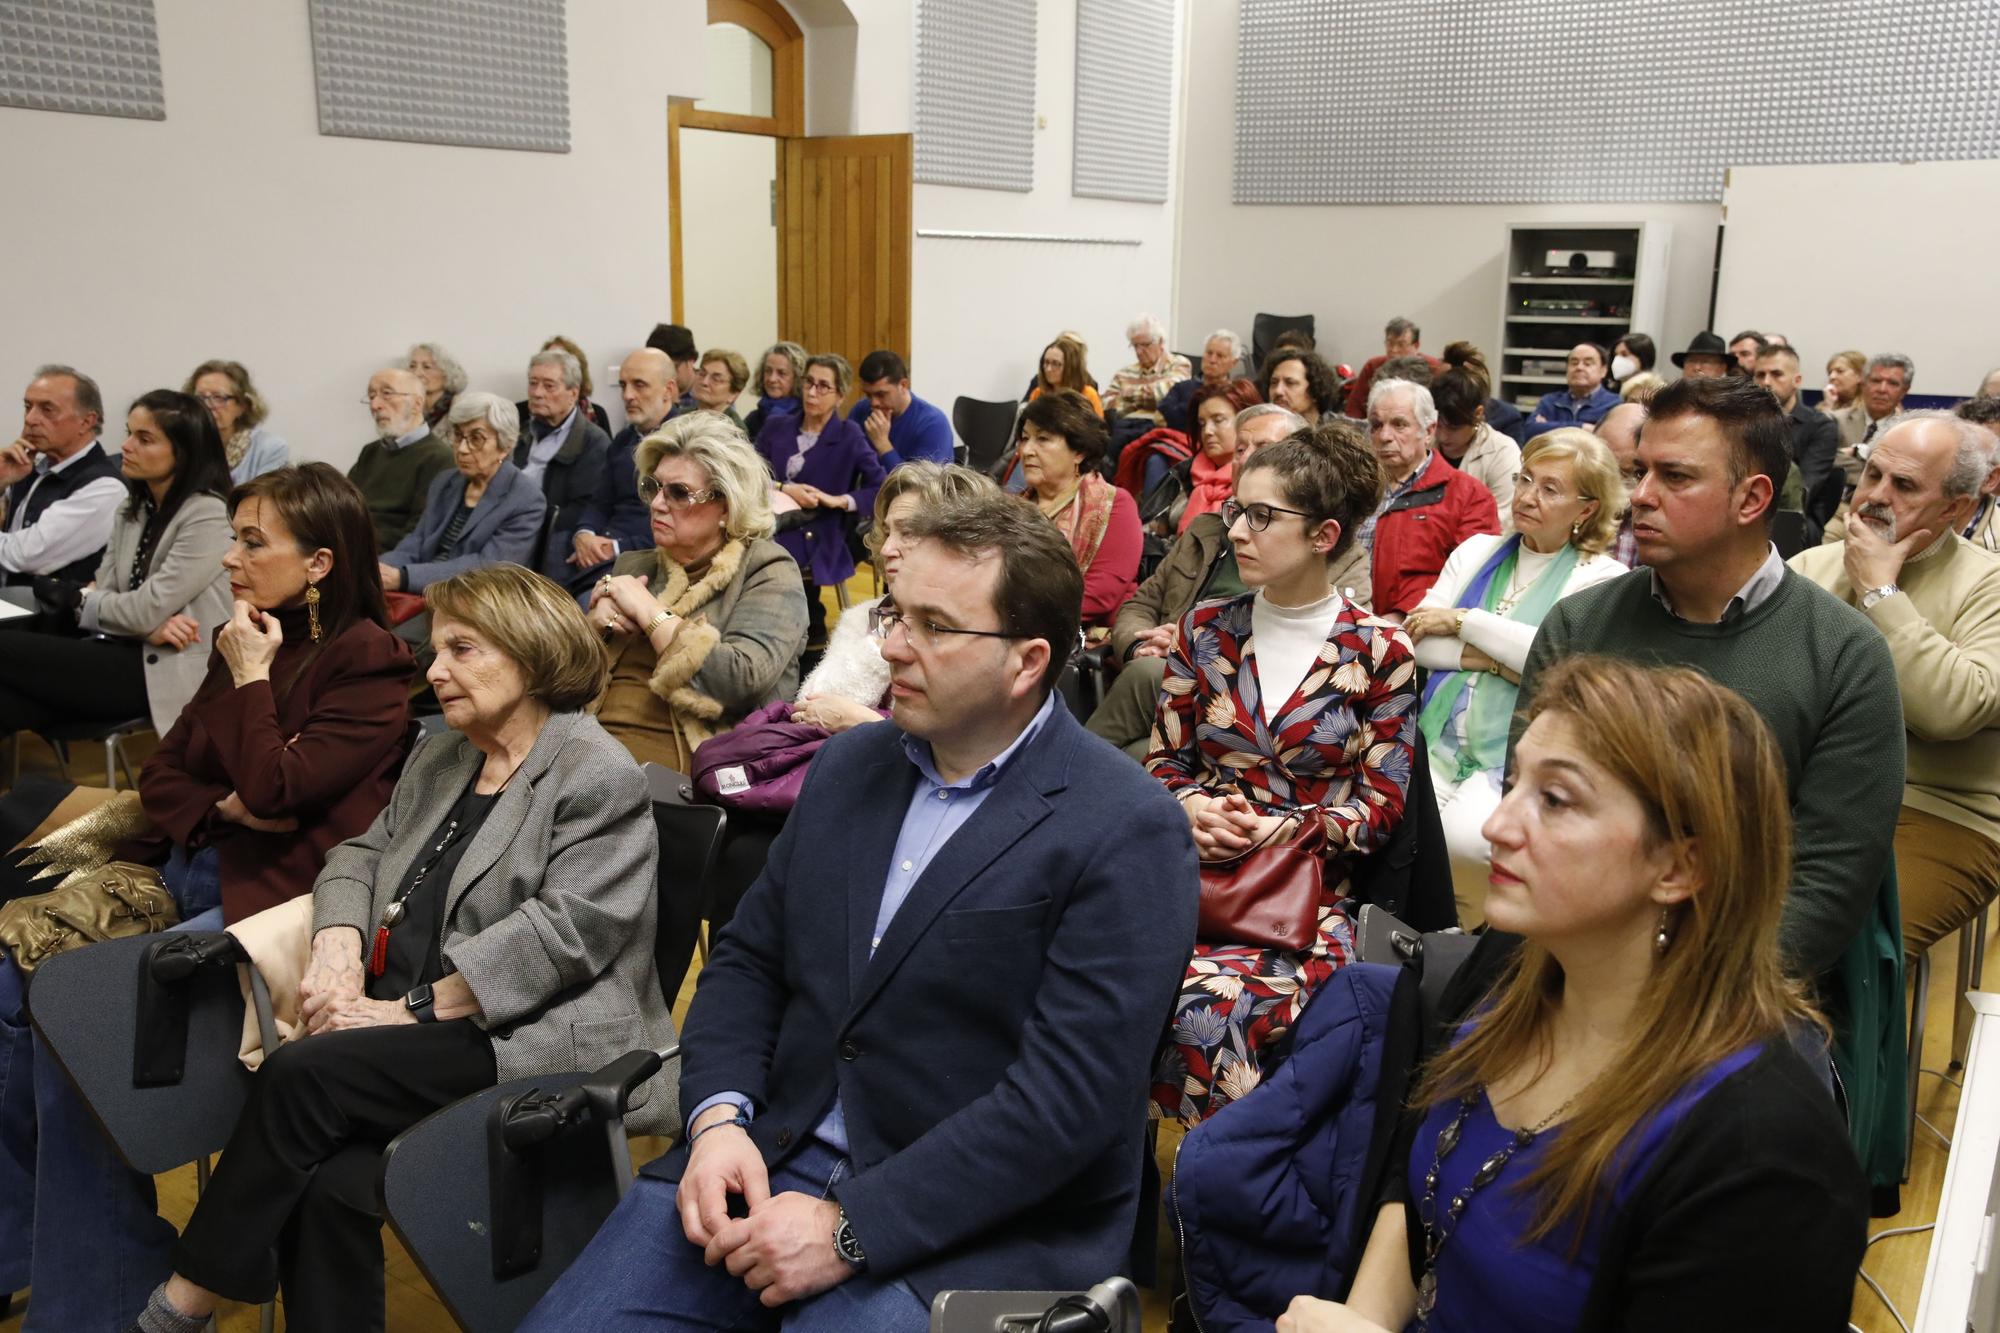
[523,490,1197,1333]
[1525,342,1621,439]
[847,350,956,469]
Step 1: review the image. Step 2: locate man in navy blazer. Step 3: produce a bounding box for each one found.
[527,489,1199,1331]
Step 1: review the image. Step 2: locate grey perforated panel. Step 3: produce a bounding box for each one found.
[1074,0,1173,203]
[308,0,568,154]
[913,0,1036,192]
[0,0,162,121]
[1236,0,2000,204]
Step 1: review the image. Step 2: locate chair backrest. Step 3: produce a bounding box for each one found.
[644,761,698,807]
[1346,751,1458,932]
[527,504,558,575]
[1771,508,1812,559]
[650,799,727,1001]
[29,931,258,1176]
[953,396,1023,476]
[1251,313,1317,371]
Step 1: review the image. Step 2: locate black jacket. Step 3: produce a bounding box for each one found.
[512,411,610,581]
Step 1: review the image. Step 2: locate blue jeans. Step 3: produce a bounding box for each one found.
[0,846,222,1329]
[521,1141,929,1333]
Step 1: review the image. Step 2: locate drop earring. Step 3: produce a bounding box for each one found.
[1654,907,1673,957]
[305,580,322,643]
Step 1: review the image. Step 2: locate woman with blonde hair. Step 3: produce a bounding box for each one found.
[588,411,809,771]
[745,339,807,440]
[1402,428,1628,925]
[1280,656,1866,1332]
[184,359,289,484]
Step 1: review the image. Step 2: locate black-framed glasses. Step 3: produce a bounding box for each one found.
[637,477,719,509]
[868,603,1019,649]
[1221,498,1313,532]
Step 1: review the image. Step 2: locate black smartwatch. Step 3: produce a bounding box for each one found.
[404,983,438,1023]
[833,1206,867,1270]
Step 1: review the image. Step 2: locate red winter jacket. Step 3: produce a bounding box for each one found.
[1369,451,1501,616]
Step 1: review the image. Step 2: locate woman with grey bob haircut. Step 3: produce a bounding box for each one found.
[379,391,543,601]
[588,410,808,772]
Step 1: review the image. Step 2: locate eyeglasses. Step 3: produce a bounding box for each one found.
[1512,474,1578,505]
[1221,498,1312,532]
[801,379,839,396]
[364,389,413,404]
[452,429,498,449]
[637,477,718,509]
[868,603,1018,649]
[196,392,237,408]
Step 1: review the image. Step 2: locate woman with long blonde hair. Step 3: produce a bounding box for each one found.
[1279,656,1865,1333]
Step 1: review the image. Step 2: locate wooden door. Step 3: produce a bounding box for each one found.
[778,134,912,403]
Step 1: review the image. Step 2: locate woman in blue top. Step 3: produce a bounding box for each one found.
[1279,656,1866,1333]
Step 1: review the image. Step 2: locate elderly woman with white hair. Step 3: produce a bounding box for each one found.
[588,410,810,773]
[380,391,547,607]
[1104,312,1193,427]
[407,341,468,434]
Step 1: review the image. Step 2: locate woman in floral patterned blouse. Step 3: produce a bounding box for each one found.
[1147,423,1418,1125]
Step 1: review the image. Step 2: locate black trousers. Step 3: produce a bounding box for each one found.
[171,1019,497,1333]
[0,633,146,734]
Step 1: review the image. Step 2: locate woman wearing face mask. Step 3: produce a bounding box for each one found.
[1277,657,1865,1333]
[1401,428,1627,925]
[1147,427,1414,1125]
[0,464,415,1328]
[1609,333,1656,391]
[1429,344,1522,531]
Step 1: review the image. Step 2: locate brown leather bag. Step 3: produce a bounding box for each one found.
[0,861,180,974]
[1196,818,1327,953]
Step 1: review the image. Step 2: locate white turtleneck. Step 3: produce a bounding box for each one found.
[1251,587,1344,725]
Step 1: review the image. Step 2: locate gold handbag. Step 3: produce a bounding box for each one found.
[0,861,180,974]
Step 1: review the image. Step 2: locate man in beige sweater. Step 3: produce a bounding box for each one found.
[1791,410,2000,960]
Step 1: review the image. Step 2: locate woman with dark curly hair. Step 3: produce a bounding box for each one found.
[1017,389,1142,626]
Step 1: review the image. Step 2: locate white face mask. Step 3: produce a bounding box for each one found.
[1611,354,1640,381]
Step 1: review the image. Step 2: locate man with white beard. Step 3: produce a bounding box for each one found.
[1790,411,2000,962]
[347,367,452,551]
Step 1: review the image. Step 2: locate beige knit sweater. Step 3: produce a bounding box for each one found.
[1790,534,2000,847]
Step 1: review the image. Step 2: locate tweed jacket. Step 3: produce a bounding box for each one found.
[382,461,547,594]
[77,492,233,734]
[310,710,680,1135]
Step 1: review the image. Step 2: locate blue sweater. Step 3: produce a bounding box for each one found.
[845,392,955,468]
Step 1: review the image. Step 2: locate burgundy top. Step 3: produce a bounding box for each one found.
[134,608,414,922]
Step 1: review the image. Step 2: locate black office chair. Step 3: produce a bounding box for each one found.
[645,780,729,999]
[10,716,153,790]
[953,396,1023,478]
[526,506,559,576]
[1251,313,1317,370]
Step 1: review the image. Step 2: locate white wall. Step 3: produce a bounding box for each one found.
[1172,1,1721,379]
[0,0,705,472]
[680,127,780,413]
[788,0,1185,409]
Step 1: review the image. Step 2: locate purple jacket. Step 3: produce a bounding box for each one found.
[756,414,885,587]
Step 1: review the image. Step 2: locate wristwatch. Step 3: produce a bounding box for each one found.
[833,1206,868,1270]
[404,983,438,1023]
[1860,584,1901,611]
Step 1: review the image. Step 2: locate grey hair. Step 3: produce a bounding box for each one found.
[758,340,809,390]
[634,410,776,542]
[1384,316,1420,341]
[528,348,582,390]
[1867,352,1916,387]
[1235,403,1309,434]
[1204,329,1245,360]
[804,353,853,399]
[1125,312,1166,345]
[31,363,103,427]
[1368,376,1438,433]
[1879,409,1992,500]
[407,342,468,394]
[446,390,521,453]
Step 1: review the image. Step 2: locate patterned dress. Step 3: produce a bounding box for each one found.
[1146,593,1417,1125]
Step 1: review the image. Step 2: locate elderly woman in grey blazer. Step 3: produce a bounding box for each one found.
[380,390,548,596]
[134,564,676,1333]
[0,388,232,739]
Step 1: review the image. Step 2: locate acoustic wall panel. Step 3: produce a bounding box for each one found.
[0,0,163,122]
[1074,0,1173,203]
[308,0,568,154]
[913,0,1036,192]
[1236,0,2000,205]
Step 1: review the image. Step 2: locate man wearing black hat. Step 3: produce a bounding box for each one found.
[1671,332,1734,380]
[647,322,701,417]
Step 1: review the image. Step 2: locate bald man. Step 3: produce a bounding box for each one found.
[348,367,452,551]
[1596,400,1646,567]
[568,348,678,589]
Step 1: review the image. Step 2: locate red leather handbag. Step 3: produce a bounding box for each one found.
[1196,818,1327,953]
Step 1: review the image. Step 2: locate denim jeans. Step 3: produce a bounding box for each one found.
[0,845,223,1330]
[520,1140,929,1333]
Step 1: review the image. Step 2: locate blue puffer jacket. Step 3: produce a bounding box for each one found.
[1172,962,1401,1331]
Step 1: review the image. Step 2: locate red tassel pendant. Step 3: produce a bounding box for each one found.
[369,925,389,977]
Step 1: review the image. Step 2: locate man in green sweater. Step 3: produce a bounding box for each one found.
[1790,411,2000,962]
[1514,374,1909,1202]
[347,367,452,552]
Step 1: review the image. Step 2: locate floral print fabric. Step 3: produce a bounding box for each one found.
[1146,593,1417,1125]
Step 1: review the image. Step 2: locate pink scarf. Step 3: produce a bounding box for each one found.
[1179,452,1235,534]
